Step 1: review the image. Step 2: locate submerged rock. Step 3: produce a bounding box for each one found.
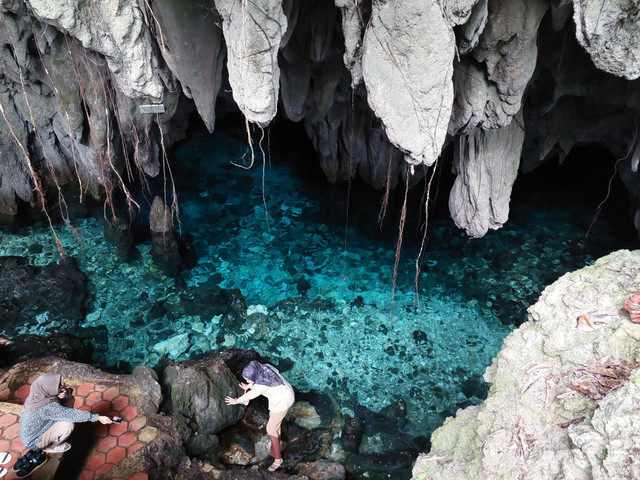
[0,256,87,333]
[149,196,182,276]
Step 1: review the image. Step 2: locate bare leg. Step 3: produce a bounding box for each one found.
[269,434,281,460]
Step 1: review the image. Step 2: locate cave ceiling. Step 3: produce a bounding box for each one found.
[0,0,639,237]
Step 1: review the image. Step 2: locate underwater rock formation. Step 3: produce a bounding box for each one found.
[0,256,87,331]
[411,249,640,479]
[0,0,639,236]
[149,196,181,276]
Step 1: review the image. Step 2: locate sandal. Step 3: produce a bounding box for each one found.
[43,443,71,454]
[268,458,283,472]
[0,453,11,465]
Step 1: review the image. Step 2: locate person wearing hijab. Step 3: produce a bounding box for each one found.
[225,361,295,472]
[19,372,113,454]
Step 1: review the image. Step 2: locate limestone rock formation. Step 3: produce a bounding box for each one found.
[411,249,640,479]
[214,0,287,126]
[149,196,181,276]
[335,0,364,87]
[574,0,640,80]
[362,0,455,167]
[1,0,640,238]
[151,0,225,132]
[449,110,524,237]
[450,0,548,134]
[26,0,163,99]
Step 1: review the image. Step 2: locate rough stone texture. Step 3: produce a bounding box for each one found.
[162,355,246,440]
[0,0,183,216]
[569,371,640,480]
[411,249,640,479]
[26,0,163,99]
[149,196,181,276]
[457,0,488,55]
[362,0,455,166]
[448,110,524,238]
[3,0,640,236]
[442,0,481,26]
[151,0,225,132]
[335,0,364,87]
[520,12,640,227]
[214,0,287,126]
[574,0,640,80]
[297,459,346,480]
[450,0,548,134]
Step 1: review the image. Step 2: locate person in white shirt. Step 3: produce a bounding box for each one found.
[225,361,295,472]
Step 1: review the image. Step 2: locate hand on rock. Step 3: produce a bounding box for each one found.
[225,396,237,405]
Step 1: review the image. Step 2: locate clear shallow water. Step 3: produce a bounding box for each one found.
[0,120,634,435]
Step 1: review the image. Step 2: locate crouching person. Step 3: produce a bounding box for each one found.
[14,372,112,478]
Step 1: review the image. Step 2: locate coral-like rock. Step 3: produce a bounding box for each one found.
[412,249,640,479]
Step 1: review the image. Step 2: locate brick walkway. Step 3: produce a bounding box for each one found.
[0,375,156,480]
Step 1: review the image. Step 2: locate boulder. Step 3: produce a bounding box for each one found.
[161,355,246,449]
[411,249,640,479]
[297,459,346,480]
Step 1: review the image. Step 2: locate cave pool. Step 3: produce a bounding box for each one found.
[0,118,634,435]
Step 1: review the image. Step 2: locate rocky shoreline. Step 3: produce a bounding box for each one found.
[412,249,640,480]
[0,350,420,479]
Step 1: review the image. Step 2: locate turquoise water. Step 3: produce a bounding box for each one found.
[0,119,633,434]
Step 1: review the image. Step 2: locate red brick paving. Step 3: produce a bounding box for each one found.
[0,377,154,480]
